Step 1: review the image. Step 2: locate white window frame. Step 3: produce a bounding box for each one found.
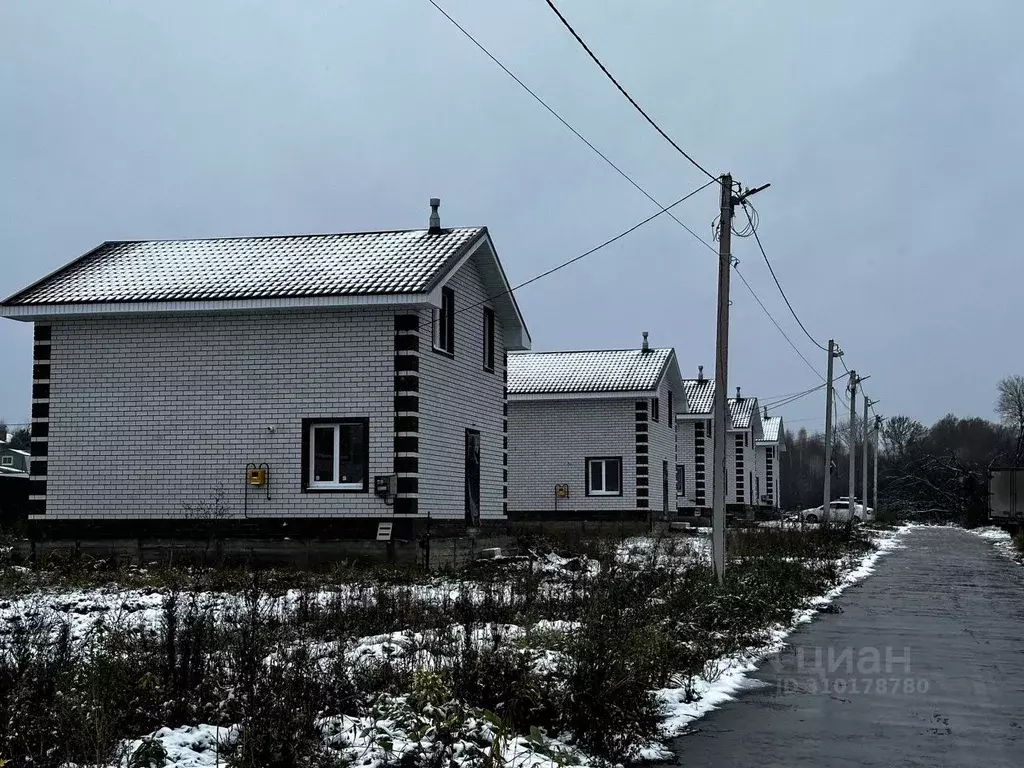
[307,421,367,491]
[1,456,12,466]
[586,457,622,496]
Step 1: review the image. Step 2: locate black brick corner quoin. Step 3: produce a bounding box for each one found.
[393,314,420,515]
[30,322,51,516]
[635,400,649,510]
[502,351,508,516]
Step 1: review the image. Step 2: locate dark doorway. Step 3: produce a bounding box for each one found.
[662,460,669,513]
[465,429,481,526]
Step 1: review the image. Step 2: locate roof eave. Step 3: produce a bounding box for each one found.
[0,292,432,321]
[509,389,657,402]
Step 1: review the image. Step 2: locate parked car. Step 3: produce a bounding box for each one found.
[799,498,875,524]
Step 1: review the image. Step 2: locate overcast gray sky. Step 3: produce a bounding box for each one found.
[2,0,1022,431]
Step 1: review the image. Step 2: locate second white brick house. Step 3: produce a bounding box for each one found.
[506,339,685,519]
[0,201,530,538]
[675,371,764,515]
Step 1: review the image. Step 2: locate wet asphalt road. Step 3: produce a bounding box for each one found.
[660,527,1024,767]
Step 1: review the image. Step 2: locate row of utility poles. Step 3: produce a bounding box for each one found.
[709,172,882,581]
[823,345,883,524]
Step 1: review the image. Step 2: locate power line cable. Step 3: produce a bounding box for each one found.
[429,0,840,392]
[426,0,716,254]
[541,0,718,183]
[742,204,828,353]
[763,383,828,409]
[732,266,825,382]
[420,178,717,333]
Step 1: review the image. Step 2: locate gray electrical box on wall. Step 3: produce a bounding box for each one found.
[375,474,397,501]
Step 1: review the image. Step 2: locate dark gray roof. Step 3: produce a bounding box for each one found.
[4,228,486,305]
[508,349,674,395]
[682,378,715,414]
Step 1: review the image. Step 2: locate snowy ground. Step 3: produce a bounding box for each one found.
[970,525,1023,564]
[39,526,913,768]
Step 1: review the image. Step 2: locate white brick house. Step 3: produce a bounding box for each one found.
[506,340,685,519]
[755,412,785,511]
[0,201,530,538]
[675,372,763,514]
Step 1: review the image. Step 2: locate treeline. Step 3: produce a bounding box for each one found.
[778,376,1024,523]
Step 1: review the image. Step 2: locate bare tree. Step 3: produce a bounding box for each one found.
[996,375,1024,463]
[880,415,926,458]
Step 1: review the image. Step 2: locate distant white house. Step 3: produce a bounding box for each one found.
[507,337,685,519]
[755,411,785,511]
[675,369,763,514]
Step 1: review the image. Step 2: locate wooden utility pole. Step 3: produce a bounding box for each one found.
[711,176,769,581]
[822,340,840,523]
[711,174,733,581]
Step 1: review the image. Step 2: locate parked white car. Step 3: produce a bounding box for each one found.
[799,498,875,524]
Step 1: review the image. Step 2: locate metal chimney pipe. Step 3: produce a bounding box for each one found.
[428,198,441,233]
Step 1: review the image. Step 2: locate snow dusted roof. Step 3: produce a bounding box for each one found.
[759,416,784,443]
[682,378,715,414]
[1,226,532,349]
[5,228,485,305]
[508,348,675,397]
[728,397,758,430]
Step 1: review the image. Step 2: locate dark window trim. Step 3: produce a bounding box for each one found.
[300,417,370,493]
[482,307,495,372]
[676,463,685,495]
[668,391,674,426]
[651,397,660,422]
[432,286,456,356]
[585,455,623,497]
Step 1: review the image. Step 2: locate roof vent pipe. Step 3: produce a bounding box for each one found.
[697,365,704,382]
[736,386,742,400]
[428,198,442,234]
[764,406,769,418]
[642,331,650,353]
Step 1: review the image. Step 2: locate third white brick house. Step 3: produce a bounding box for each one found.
[755,410,785,512]
[0,199,530,539]
[506,337,685,519]
[675,370,764,515]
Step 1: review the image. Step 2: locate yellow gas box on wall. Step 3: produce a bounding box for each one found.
[247,467,267,486]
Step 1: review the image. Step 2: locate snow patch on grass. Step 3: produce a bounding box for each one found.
[970,526,1022,564]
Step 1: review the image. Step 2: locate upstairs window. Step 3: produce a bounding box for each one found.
[433,287,455,355]
[651,397,660,422]
[482,307,495,371]
[586,457,622,496]
[1,456,12,467]
[668,391,674,426]
[676,464,685,495]
[303,419,369,492]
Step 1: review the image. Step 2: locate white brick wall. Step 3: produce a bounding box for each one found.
[417,258,506,521]
[675,416,713,510]
[508,398,637,514]
[41,256,507,523]
[647,378,676,513]
[755,443,782,510]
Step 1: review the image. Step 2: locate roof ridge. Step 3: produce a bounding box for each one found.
[103,226,485,245]
[510,347,672,356]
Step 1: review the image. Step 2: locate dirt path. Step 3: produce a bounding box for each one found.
[658,527,1024,767]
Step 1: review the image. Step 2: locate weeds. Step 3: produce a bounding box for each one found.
[0,527,875,766]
